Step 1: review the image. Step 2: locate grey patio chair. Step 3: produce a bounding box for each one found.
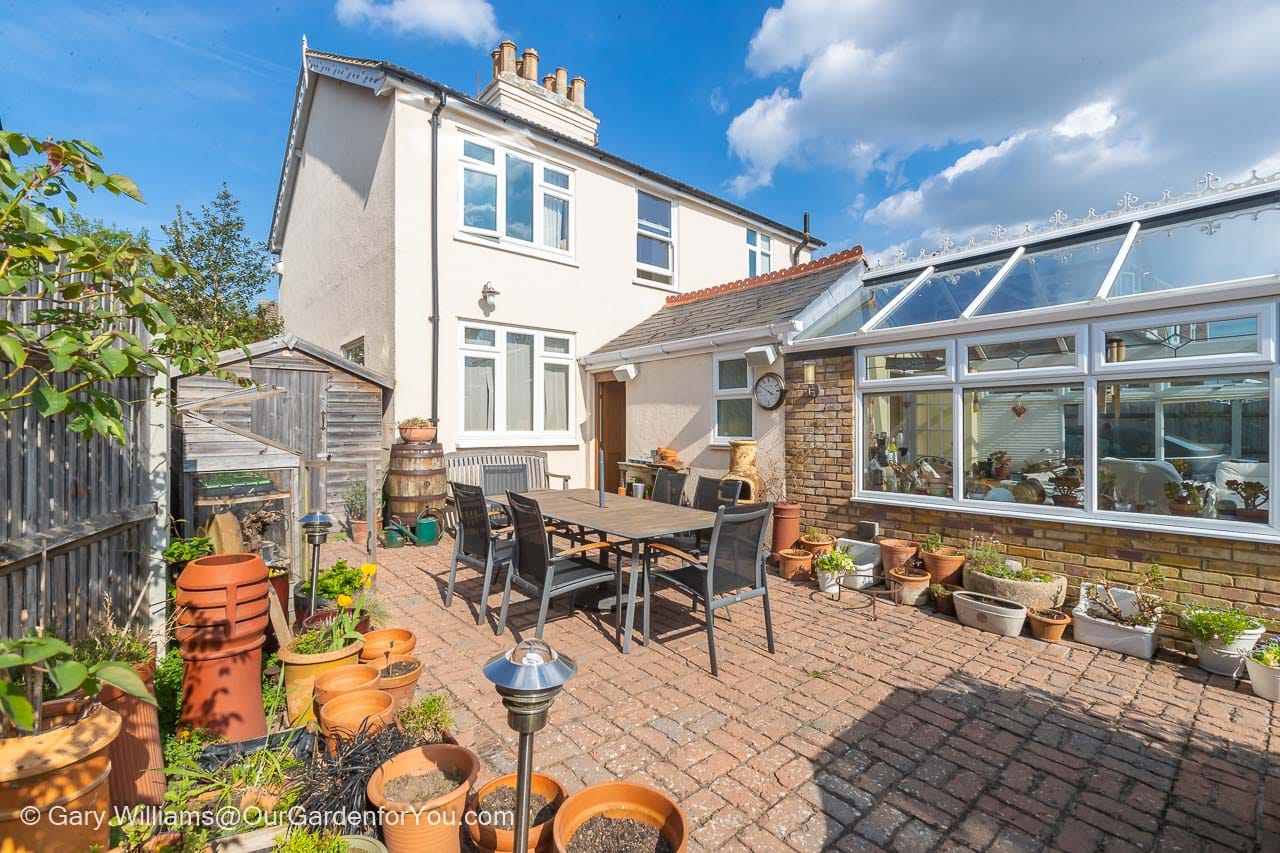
[663,476,742,555]
[642,502,776,676]
[651,468,689,506]
[496,490,625,641]
[482,462,581,544]
[445,482,513,631]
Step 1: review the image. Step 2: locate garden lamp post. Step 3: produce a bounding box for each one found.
[299,511,333,620]
[482,638,576,852]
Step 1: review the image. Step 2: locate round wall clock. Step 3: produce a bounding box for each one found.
[753,372,786,410]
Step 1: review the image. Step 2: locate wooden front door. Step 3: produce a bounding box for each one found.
[596,378,627,492]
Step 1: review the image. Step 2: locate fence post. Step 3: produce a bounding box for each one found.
[146,365,170,651]
[366,459,378,565]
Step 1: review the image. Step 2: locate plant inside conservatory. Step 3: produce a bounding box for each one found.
[1164,480,1207,517]
[1224,480,1269,524]
[1072,564,1166,659]
[1246,638,1280,702]
[1178,602,1266,676]
[961,535,1067,609]
[1047,471,1084,508]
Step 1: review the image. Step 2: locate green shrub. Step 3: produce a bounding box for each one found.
[1179,602,1263,646]
[398,693,453,745]
[154,651,184,739]
[298,559,364,599]
[814,546,855,576]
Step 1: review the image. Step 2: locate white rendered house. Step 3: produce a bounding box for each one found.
[270,40,820,484]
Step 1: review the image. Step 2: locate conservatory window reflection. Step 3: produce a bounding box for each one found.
[962,386,1085,508]
[863,390,953,496]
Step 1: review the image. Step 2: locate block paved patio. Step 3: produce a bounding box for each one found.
[330,538,1279,851]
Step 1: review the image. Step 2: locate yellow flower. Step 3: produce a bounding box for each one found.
[361,563,378,577]
[362,578,372,589]
[336,593,353,608]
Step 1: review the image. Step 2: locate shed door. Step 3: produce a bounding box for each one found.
[250,367,328,509]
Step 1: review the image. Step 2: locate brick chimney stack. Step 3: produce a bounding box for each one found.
[477,42,598,146]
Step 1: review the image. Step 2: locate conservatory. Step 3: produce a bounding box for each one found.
[787,173,1280,542]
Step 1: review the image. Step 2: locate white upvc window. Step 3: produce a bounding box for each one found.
[459,135,574,256]
[713,354,753,443]
[958,324,1088,382]
[1090,302,1276,377]
[636,191,675,288]
[747,229,772,277]
[341,337,365,365]
[458,321,576,445]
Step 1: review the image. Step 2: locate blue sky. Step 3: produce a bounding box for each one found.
[4,1,1279,300]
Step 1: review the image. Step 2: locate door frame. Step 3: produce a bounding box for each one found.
[594,374,627,492]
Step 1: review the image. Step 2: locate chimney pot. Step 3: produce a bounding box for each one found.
[521,48,539,81]
[542,74,556,91]
[498,40,517,75]
[569,76,586,107]
[554,67,568,96]
[490,49,501,80]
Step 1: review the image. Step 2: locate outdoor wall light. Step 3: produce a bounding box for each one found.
[299,510,334,618]
[483,638,576,852]
[481,281,500,308]
[801,361,820,396]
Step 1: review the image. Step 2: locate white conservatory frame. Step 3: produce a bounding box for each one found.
[788,175,1280,542]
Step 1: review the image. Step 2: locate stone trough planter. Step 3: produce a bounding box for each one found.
[953,591,1028,637]
[962,562,1067,610]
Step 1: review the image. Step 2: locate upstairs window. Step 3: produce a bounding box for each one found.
[460,137,573,255]
[341,337,365,365]
[636,191,674,286]
[747,229,772,276]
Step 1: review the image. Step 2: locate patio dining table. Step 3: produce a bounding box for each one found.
[488,488,717,653]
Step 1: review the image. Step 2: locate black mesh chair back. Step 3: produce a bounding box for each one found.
[652,469,688,506]
[506,490,551,587]
[451,482,494,560]
[705,503,772,597]
[715,478,743,507]
[483,463,530,496]
[690,476,719,512]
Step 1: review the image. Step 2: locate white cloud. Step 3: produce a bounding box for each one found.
[729,1,1280,256]
[708,87,729,115]
[335,0,499,45]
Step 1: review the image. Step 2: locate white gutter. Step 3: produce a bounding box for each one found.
[581,320,803,371]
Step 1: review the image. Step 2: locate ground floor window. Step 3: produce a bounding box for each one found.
[863,389,953,496]
[459,322,575,440]
[963,385,1085,507]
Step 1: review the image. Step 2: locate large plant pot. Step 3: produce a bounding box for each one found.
[468,772,568,853]
[551,781,688,853]
[799,533,835,559]
[179,633,267,740]
[360,628,417,662]
[1027,608,1071,643]
[775,548,812,580]
[279,637,365,725]
[1071,584,1161,659]
[920,549,965,585]
[888,566,931,606]
[1192,627,1265,677]
[399,425,437,443]
[318,689,396,739]
[367,744,481,853]
[877,538,918,572]
[962,564,1067,609]
[101,660,165,808]
[816,570,842,595]
[1245,658,1280,702]
[0,701,121,853]
[377,655,424,709]
[314,664,381,708]
[954,592,1028,637]
[769,502,801,564]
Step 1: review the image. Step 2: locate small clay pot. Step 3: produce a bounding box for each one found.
[279,637,365,725]
[468,772,568,853]
[1239,508,1269,523]
[360,628,418,661]
[931,583,961,616]
[368,744,481,853]
[799,532,835,558]
[776,548,813,580]
[399,425,437,443]
[1028,608,1072,643]
[878,538,919,572]
[1051,494,1081,508]
[889,566,931,606]
[551,780,688,853]
[377,655,424,709]
[319,688,396,739]
[302,609,374,634]
[920,549,965,585]
[1167,502,1200,517]
[314,664,381,707]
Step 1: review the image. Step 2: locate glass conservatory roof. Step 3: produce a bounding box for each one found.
[796,187,1280,342]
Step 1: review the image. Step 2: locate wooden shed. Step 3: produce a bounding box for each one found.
[173,336,392,568]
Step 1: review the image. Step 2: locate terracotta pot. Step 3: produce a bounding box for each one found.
[293,580,336,626]
[179,633,267,740]
[1168,502,1200,517]
[931,583,961,616]
[468,772,568,853]
[776,548,813,580]
[1239,508,1269,523]
[399,425,437,443]
[377,655,424,709]
[551,781,688,853]
[360,628,418,662]
[98,660,165,808]
[177,553,269,623]
[800,533,835,558]
[920,549,965,585]
[319,688,396,739]
[173,611,271,646]
[878,538,919,572]
[175,591,270,631]
[350,517,384,543]
[1051,494,1081,508]
[368,743,481,853]
[266,570,291,653]
[0,700,121,853]
[889,566,931,606]
[279,637,365,725]
[314,664,381,707]
[769,502,802,564]
[1028,608,1071,643]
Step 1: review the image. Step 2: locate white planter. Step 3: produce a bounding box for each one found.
[953,591,1027,637]
[1192,627,1264,676]
[1245,657,1280,702]
[816,571,841,595]
[1071,583,1161,659]
[836,538,881,591]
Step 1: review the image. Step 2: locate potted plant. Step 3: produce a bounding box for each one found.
[397,417,437,444]
[551,780,689,853]
[295,559,376,624]
[930,583,960,616]
[318,689,397,740]
[799,525,836,558]
[1047,472,1083,508]
[469,772,568,853]
[888,563,931,606]
[367,743,481,853]
[360,627,417,661]
[397,693,455,745]
[0,635,154,851]
[1246,638,1280,702]
[813,546,854,595]
[278,606,366,725]
[1028,608,1071,643]
[1179,602,1266,676]
[988,450,1011,479]
[776,548,813,580]
[1224,479,1269,524]
[962,535,1067,610]
[953,592,1028,637]
[1163,479,1206,517]
[343,482,383,541]
[1072,564,1166,659]
[275,828,389,852]
[377,655,424,709]
[919,533,964,585]
[877,536,919,572]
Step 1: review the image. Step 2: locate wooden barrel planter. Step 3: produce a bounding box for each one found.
[387,442,447,519]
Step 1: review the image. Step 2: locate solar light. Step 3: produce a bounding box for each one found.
[299,510,333,620]
[482,638,576,852]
